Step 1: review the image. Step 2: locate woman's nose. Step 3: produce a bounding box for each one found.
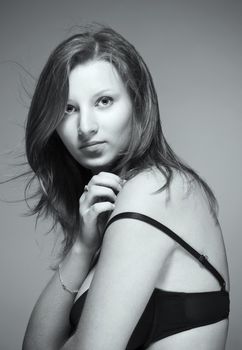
[77,109,98,138]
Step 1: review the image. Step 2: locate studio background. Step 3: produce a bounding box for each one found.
[0,0,241,349]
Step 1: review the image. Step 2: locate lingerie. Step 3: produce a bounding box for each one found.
[69,212,230,349]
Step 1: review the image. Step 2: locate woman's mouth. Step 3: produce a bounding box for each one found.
[80,141,105,148]
[79,141,106,151]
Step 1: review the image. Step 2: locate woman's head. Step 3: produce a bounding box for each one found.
[56,60,133,174]
[26,24,161,179]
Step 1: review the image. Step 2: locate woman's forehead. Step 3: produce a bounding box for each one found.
[68,60,127,99]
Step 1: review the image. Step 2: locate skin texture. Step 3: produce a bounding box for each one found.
[56,60,133,174]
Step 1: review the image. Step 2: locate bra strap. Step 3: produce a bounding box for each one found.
[104,211,226,291]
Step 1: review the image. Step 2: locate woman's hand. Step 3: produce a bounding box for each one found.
[78,172,125,251]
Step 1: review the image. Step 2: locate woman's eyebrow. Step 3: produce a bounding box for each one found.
[92,89,114,98]
[66,98,78,104]
[67,89,119,102]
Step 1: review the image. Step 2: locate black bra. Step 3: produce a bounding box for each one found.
[69,212,230,350]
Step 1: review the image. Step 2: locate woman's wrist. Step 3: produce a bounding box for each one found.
[71,237,99,259]
[58,240,97,293]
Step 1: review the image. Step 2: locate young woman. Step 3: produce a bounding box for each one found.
[22,24,230,350]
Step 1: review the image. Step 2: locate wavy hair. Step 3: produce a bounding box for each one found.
[22,24,219,258]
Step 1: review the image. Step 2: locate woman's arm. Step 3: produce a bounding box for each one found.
[22,240,96,350]
[23,172,122,350]
[61,170,177,350]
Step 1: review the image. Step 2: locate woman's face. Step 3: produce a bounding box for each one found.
[56,60,133,173]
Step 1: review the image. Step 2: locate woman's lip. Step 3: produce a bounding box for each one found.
[79,141,105,149]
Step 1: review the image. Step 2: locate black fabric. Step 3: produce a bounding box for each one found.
[105,212,226,291]
[69,212,230,349]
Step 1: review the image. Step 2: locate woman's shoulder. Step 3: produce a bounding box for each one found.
[113,166,202,220]
[125,165,196,192]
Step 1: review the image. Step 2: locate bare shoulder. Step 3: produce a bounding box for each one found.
[108,166,221,250]
[98,168,186,280]
[111,167,203,222]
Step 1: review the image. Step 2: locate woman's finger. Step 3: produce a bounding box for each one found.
[81,185,118,206]
[89,173,124,193]
[91,201,115,215]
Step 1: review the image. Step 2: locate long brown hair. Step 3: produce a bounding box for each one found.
[19,24,218,258]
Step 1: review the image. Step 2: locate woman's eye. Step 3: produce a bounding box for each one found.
[65,104,77,115]
[96,96,113,108]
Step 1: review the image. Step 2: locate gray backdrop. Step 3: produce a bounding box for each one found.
[0,0,241,349]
